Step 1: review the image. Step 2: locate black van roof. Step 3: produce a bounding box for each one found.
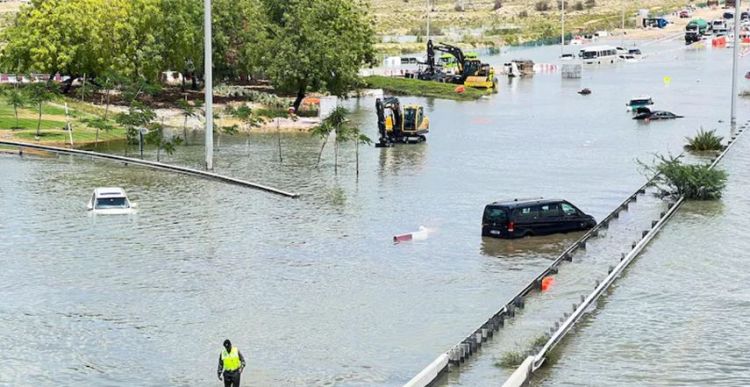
[487,198,564,208]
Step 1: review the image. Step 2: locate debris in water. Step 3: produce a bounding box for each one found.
[394,226,430,243]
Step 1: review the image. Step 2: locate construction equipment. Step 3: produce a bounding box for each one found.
[375,97,429,147]
[418,40,496,89]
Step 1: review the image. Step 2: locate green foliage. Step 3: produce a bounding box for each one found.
[116,101,156,148]
[642,154,728,200]
[3,87,26,129]
[685,129,724,152]
[145,121,183,161]
[2,0,376,103]
[496,351,526,368]
[25,83,58,136]
[83,117,115,144]
[260,0,376,109]
[363,76,488,101]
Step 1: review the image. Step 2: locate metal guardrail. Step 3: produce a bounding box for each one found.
[0,140,300,198]
[502,122,748,387]
[405,175,655,387]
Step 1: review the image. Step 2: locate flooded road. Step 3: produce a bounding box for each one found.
[1,38,747,386]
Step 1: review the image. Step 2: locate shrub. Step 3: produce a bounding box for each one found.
[496,351,526,368]
[535,1,550,11]
[493,0,502,10]
[685,129,724,152]
[519,10,529,18]
[573,1,584,11]
[643,155,728,200]
[585,0,596,8]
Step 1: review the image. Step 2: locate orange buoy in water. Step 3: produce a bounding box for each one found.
[455,85,465,94]
[541,276,554,292]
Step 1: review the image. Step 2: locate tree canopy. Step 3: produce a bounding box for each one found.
[0,0,375,104]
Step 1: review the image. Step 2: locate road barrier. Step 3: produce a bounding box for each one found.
[502,121,748,387]
[408,122,748,387]
[0,140,299,198]
[405,177,657,386]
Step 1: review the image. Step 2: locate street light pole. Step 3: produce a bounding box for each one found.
[730,0,741,128]
[426,0,431,41]
[204,0,214,170]
[561,0,565,56]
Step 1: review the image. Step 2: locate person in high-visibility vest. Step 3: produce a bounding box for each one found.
[217,339,246,387]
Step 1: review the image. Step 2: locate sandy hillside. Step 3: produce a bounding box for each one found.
[369,0,693,35]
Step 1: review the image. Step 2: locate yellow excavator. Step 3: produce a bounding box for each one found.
[417,40,497,90]
[375,97,429,147]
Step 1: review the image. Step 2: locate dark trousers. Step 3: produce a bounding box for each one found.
[223,370,241,387]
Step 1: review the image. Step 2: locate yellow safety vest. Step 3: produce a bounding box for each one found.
[221,347,241,371]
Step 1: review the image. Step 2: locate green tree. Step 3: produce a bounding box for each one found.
[177,97,203,145]
[325,106,370,176]
[84,117,115,147]
[116,101,156,156]
[3,87,26,130]
[25,83,57,137]
[145,121,183,162]
[310,122,334,166]
[261,0,375,111]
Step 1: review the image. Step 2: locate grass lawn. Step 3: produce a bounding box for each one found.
[0,96,126,146]
[363,75,491,101]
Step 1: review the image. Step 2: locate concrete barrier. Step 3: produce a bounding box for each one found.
[502,121,749,385]
[0,140,299,198]
[404,354,450,387]
[502,356,534,387]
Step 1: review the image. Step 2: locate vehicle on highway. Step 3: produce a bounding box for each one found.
[482,198,597,238]
[632,108,683,120]
[86,187,137,214]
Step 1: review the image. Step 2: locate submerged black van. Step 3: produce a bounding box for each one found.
[482,198,596,238]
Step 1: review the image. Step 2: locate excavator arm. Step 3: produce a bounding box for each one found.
[376,97,402,146]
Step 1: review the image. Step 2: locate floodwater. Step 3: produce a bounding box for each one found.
[0,37,747,386]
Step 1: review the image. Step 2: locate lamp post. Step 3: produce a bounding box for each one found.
[730,0,741,129]
[204,0,214,170]
[560,0,565,56]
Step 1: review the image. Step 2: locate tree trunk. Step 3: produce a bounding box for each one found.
[95,127,100,145]
[80,74,87,102]
[13,106,19,130]
[36,103,42,137]
[356,141,359,177]
[277,118,283,163]
[317,135,329,166]
[292,83,306,112]
[334,138,338,175]
[183,116,189,146]
[191,71,198,90]
[157,145,161,162]
[104,91,110,121]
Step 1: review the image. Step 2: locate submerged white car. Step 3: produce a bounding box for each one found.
[86,187,137,214]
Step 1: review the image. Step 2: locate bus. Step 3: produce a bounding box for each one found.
[579,45,619,64]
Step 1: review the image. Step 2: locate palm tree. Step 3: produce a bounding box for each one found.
[353,129,372,176]
[177,96,201,145]
[310,122,334,166]
[4,87,26,130]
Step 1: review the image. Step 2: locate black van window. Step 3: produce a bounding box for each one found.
[561,203,577,216]
[517,206,539,219]
[541,203,562,217]
[484,207,507,222]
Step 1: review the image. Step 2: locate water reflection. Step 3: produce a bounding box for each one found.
[480,233,581,260]
[377,144,428,175]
